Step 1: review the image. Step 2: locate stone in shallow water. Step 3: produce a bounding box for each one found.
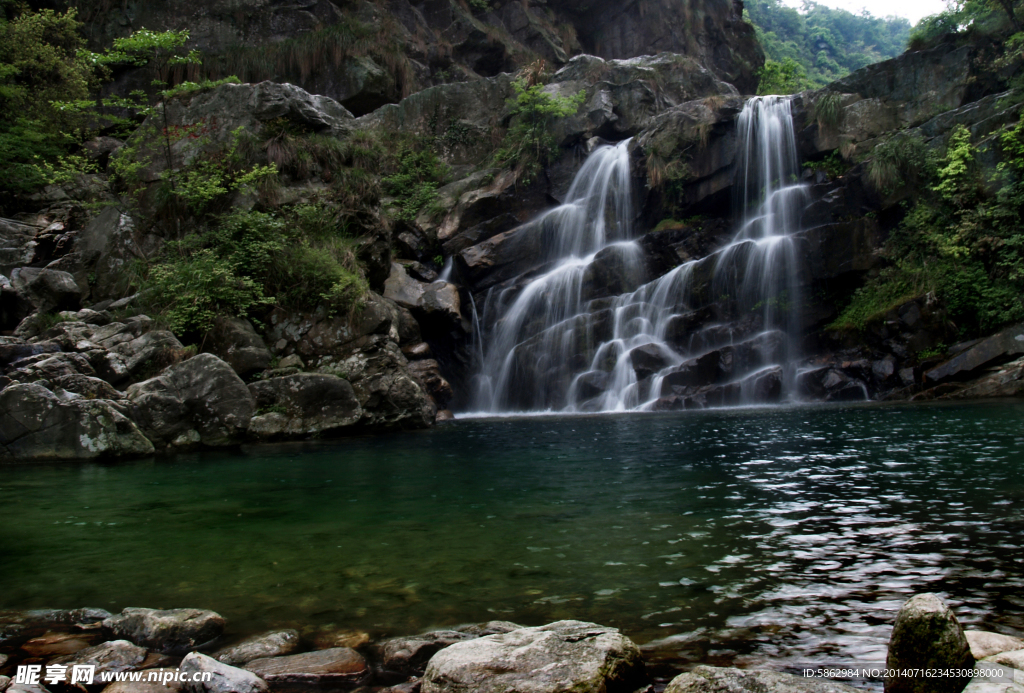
[984,651,1024,670]
[421,620,645,693]
[102,608,226,655]
[50,640,147,677]
[244,647,369,688]
[885,593,974,693]
[213,629,300,666]
[967,631,1024,660]
[180,652,268,693]
[665,666,861,692]
[377,631,476,677]
[20,631,95,657]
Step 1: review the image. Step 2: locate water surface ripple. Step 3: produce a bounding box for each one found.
[2,402,1022,686]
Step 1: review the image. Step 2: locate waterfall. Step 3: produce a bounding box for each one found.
[465,96,807,414]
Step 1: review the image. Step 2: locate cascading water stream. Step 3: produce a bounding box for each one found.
[466,96,808,415]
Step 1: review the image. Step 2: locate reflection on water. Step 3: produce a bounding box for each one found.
[2,401,1022,687]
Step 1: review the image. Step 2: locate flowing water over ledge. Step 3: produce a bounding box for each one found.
[3,402,1023,685]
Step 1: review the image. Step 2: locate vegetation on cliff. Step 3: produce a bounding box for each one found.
[747,0,911,93]
[832,116,1024,336]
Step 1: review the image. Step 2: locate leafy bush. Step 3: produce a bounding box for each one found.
[831,117,1024,335]
[382,147,450,221]
[493,78,585,183]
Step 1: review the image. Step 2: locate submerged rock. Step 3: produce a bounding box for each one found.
[885,594,974,693]
[103,608,226,655]
[421,620,646,693]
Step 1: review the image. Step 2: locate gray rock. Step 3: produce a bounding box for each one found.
[10,268,81,313]
[7,684,49,693]
[213,630,300,666]
[0,383,154,462]
[926,324,1024,383]
[378,631,476,677]
[207,317,272,379]
[665,666,862,693]
[126,354,254,448]
[405,360,454,411]
[967,631,1024,660]
[384,263,465,331]
[103,608,226,655]
[180,652,268,693]
[244,647,369,688]
[984,651,1024,670]
[277,354,304,370]
[885,593,974,693]
[0,675,10,692]
[50,639,148,677]
[421,620,646,693]
[247,373,362,439]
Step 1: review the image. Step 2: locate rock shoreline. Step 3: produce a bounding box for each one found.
[1,595,1021,693]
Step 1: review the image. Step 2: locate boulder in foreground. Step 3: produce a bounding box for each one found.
[885,593,974,693]
[422,620,646,693]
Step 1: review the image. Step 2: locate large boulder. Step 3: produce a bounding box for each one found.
[0,383,154,462]
[206,317,272,379]
[665,666,862,693]
[9,268,81,314]
[180,652,268,693]
[126,354,254,448]
[247,373,362,439]
[885,594,974,693]
[103,608,226,655]
[244,648,370,688]
[422,621,646,693]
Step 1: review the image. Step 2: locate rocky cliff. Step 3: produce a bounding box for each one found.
[2,6,1022,461]
[76,0,763,115]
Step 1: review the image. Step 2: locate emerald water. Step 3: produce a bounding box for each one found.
[3,402,1023,680]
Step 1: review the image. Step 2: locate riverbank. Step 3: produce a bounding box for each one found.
[1,594,1021,693]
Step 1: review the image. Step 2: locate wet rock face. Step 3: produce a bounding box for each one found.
[422,620,646,693]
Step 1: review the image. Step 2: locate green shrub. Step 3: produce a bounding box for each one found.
[813,91,843,131]
[866,132,935,194]
[493,78,585,183]
[756,59,810,95]
[831,117,1024,336]
[141,248,271,335]
[382,147,450,221]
